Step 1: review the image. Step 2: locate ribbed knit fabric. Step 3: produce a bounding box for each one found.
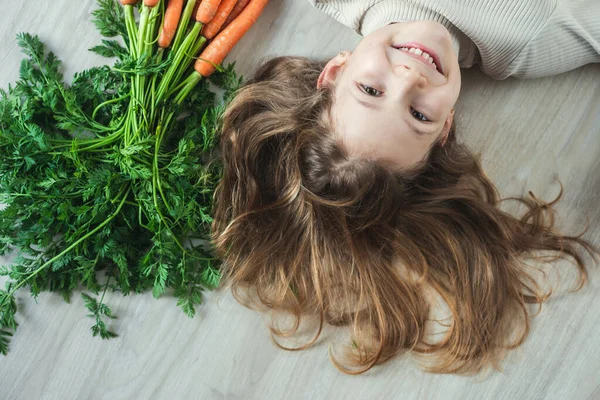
[308,0,600,79]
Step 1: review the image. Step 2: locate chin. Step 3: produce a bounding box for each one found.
[388,20,452,46]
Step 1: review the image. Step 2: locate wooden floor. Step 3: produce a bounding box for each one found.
[1,1,599,399]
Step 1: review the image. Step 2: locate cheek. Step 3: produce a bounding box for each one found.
[353,34,391,63]
[454,73,462,99]
[349,51,389,80]
[448,61,462,99]
[445,80,461,107]
[431,84,460,114]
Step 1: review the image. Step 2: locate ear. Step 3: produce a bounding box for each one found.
[317,51,350,89]
[439,108,455,146]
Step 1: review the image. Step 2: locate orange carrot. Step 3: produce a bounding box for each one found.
[195,0,269,76]
[120,0,138,4]
[222,0,249,29]
[202,0,238,39]
[144,0,160,6]
[158,0,185,48]
[195,0,223,24]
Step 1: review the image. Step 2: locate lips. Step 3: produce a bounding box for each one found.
[392,42,444,75]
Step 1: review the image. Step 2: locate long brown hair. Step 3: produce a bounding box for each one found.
[209,56,599,375]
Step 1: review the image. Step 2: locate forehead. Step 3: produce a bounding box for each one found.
[334,84,402,154]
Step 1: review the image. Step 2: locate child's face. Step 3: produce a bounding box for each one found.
[318,21,461,169]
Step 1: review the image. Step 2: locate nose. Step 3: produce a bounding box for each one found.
[393,64,426,92]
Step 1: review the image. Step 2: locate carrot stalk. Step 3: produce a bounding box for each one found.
[174,73,204,106]
[155,22,203,104]
[163,0,205,95]
[170,0,200,54]
[158,0,185,48]
[202,0,238,39]
[145,4,163,48]
[132,1,162,137]
[195,0,269,76]
[195,0,223,24]
[168,35,208,97]
[123,5,138,57]
[222,0,249,29]
[189,35,208,62]
[143,4,163,125]
[138,6,151,56]
[165,35,208,98]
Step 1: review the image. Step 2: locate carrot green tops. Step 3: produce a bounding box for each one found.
[308,0,600,79]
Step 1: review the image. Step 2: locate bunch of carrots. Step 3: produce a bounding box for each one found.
[0,0,269,355]
[97,0,270,170]
[122,0,267,112]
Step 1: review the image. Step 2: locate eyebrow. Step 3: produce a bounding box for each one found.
[351,91,432,136]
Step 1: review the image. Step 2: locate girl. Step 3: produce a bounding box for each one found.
[209,0,600,375]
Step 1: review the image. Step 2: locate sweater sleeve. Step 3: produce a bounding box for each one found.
[500,0,600,79]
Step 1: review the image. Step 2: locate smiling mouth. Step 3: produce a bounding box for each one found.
[392,44,444,75]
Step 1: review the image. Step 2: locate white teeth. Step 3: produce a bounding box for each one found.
[397,46,439,71]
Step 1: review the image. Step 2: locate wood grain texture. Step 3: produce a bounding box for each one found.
[1,1,599,399]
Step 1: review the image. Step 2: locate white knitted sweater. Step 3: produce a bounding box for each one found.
[308,0,600,79]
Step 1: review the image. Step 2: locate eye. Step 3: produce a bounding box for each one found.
[359,84,382,97]
[411,107,430,122]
